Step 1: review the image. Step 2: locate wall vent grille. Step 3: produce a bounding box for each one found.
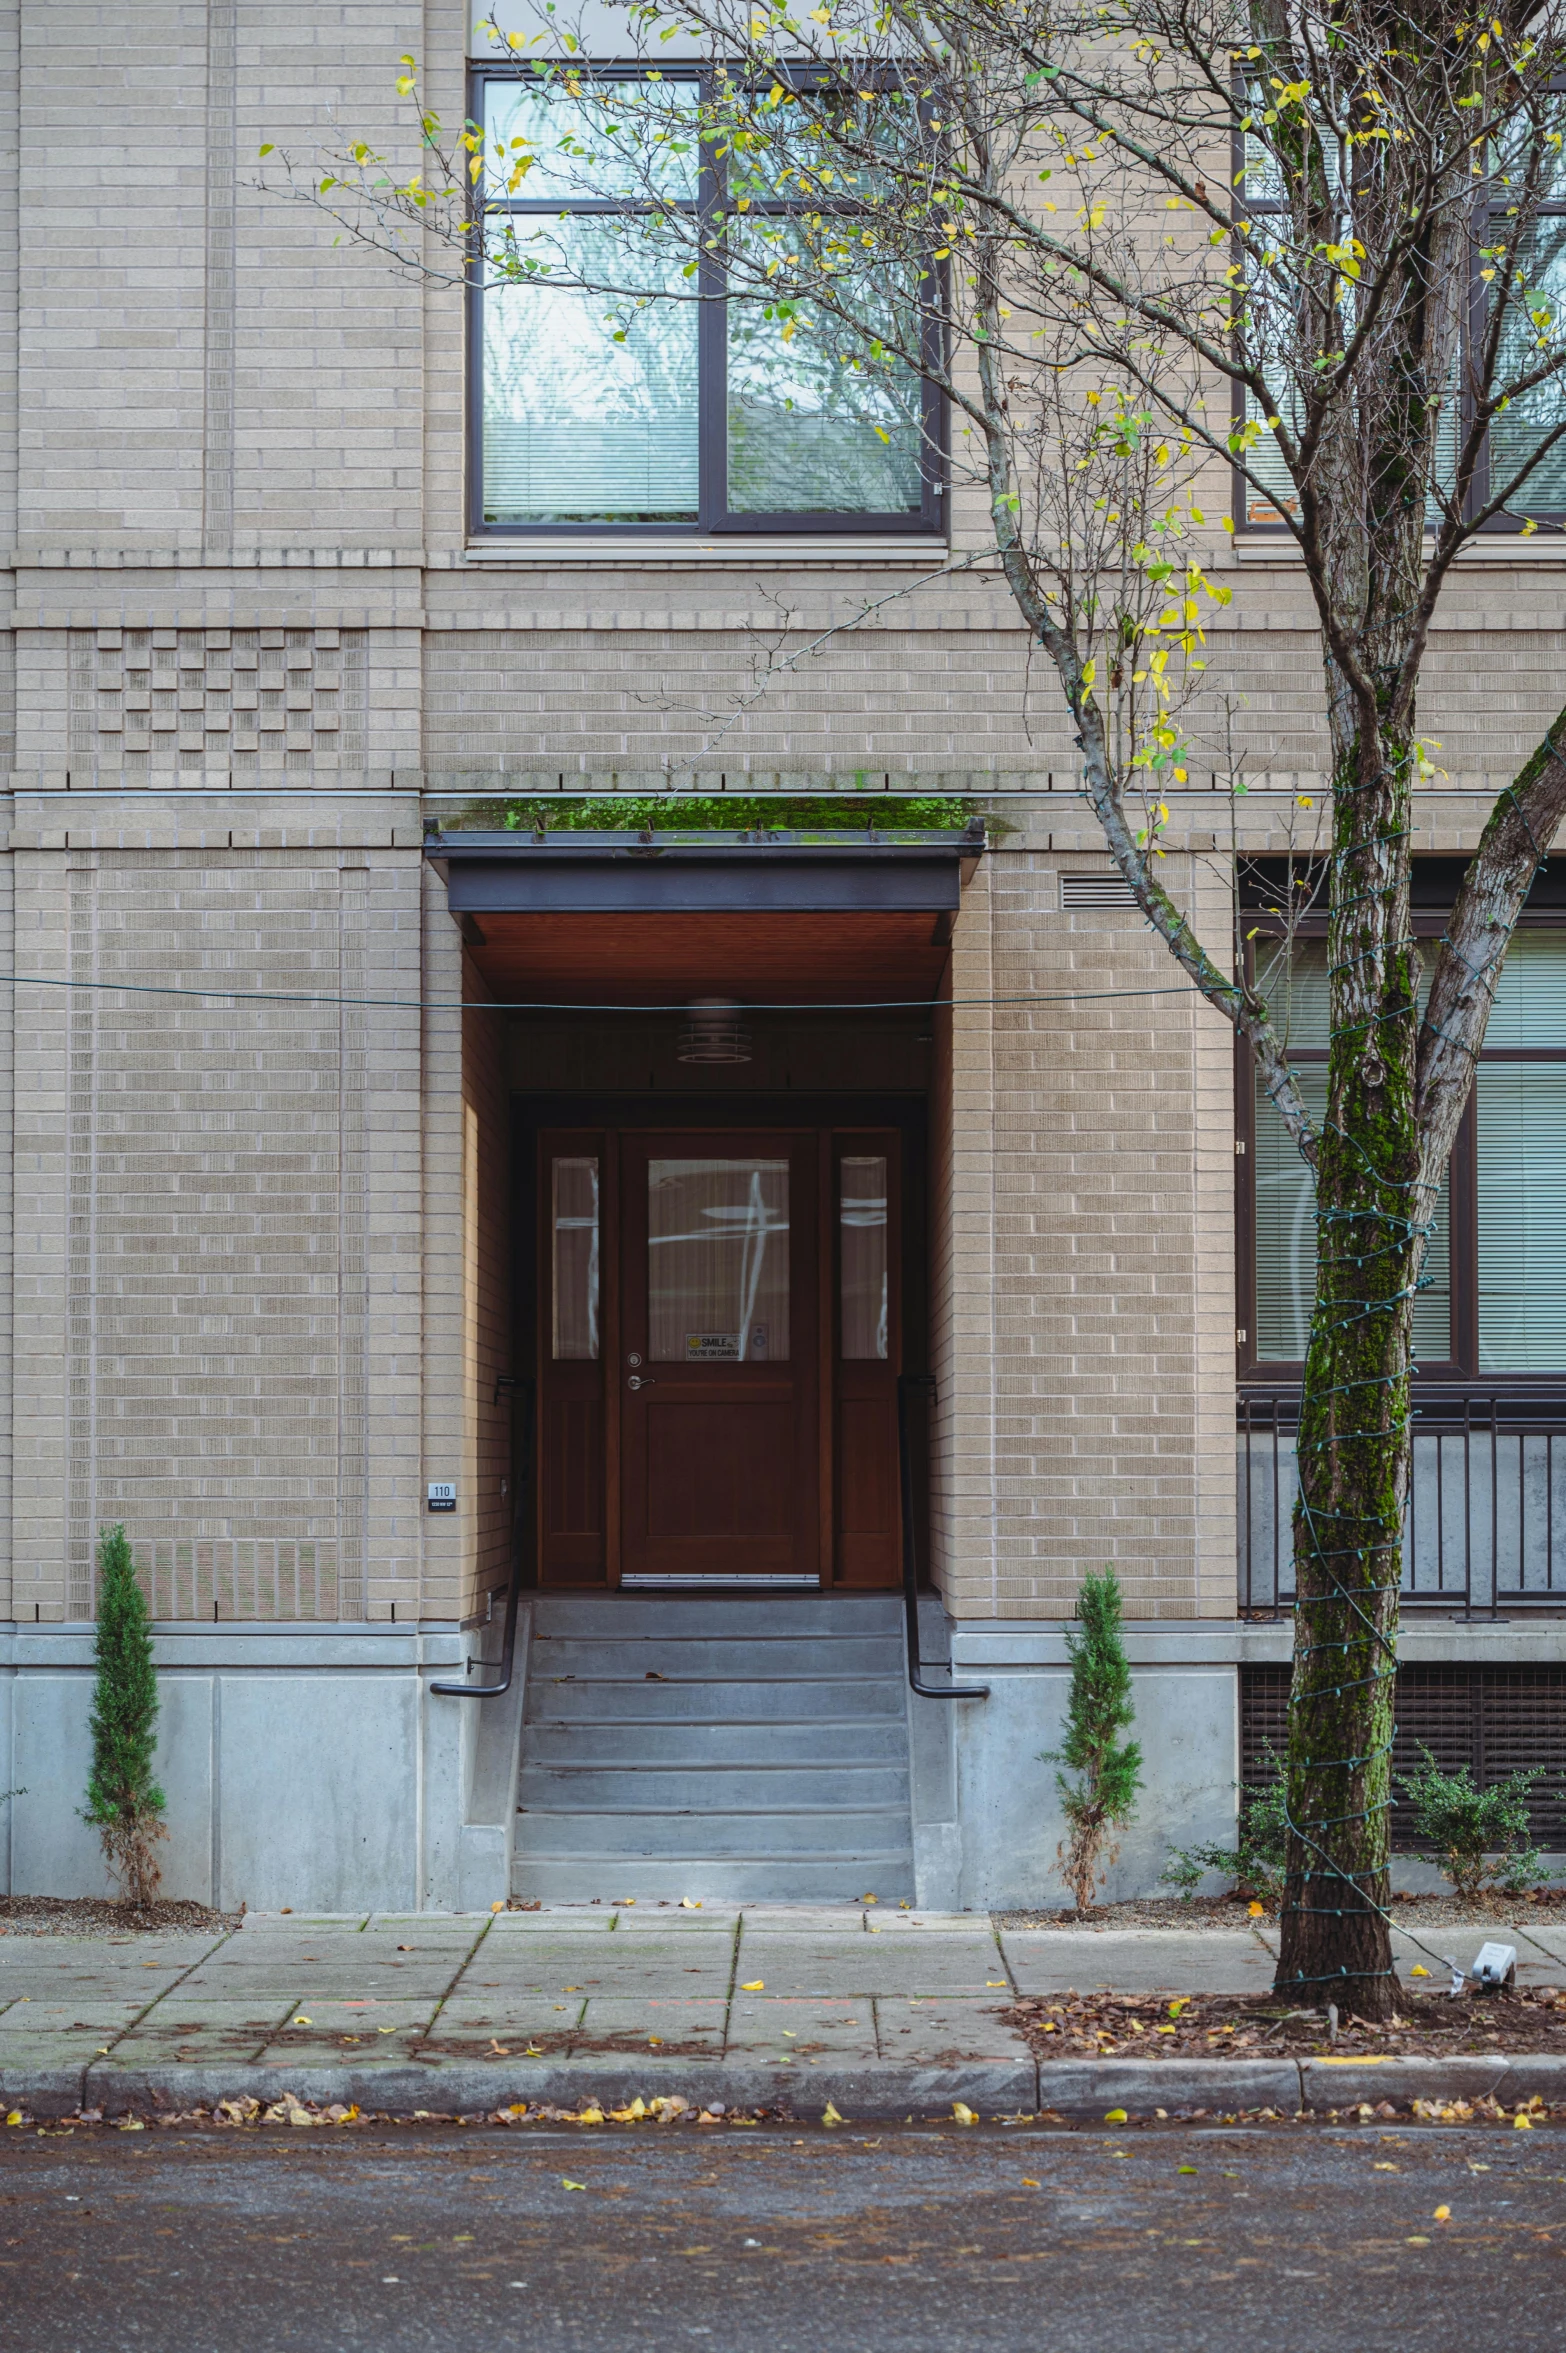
[1241,1664,1566,1849]
[1060,871,1138,910]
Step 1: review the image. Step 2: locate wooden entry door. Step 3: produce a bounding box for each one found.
[619,1132,821,1581]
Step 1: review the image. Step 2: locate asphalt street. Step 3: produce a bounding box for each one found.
[1,2121,1563,2351]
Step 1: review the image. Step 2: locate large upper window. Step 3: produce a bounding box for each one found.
[1235,139,1566,533]
[1244,928,1566,1375]
[472,73,940,536]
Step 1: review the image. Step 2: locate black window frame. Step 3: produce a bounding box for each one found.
[1236,888,1566,1389]
[1228,114,1566,537]
[468,63,948,540]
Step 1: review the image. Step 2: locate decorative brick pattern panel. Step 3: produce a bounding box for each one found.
[68,628,368,777]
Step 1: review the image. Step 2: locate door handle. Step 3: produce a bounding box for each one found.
[627,1375,658,1391]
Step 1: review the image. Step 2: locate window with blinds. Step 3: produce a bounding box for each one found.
[1248,931,1566,1373]
[473,72,938,536]
[1235,134,1566,533]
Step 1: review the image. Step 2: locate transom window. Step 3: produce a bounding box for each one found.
[471,71,942,536]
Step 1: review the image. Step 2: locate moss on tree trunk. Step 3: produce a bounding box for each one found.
[1274,741,1427,2022]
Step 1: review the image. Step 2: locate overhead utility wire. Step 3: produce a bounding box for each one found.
[0,974,1206,1015]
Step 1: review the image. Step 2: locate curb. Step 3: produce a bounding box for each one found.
[4,2052,1566,2122]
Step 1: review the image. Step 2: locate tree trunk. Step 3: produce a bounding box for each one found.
[1273,739,1427,2021]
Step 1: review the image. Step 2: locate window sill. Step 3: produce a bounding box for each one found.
[1231,532,1566,565]
[459,535,954,570]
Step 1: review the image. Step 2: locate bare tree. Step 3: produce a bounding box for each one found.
[269,0,1566,2013]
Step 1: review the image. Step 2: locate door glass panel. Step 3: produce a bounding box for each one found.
[840,1155,888,1360]
[551,1157,600,1360]
[648,1158,790,1362]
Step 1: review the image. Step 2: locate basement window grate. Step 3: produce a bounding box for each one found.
[1241,1664,1566,1849]
[1060,871,1139,910]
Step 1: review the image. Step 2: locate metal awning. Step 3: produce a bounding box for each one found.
[424,828,981,916]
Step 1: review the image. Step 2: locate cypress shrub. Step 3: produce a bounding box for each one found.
[80,1526,166,1907]
[1043,1566,1143,1910]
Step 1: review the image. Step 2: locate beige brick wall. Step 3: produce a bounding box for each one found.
[928,849,1237,1623]
[6,805,425,1621]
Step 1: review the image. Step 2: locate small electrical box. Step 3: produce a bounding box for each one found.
[1472,1940,1517,1990]
[427,1482,457,1513]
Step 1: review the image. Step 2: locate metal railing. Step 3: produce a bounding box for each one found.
[896,1373,988,1699]
[1239,1391,1566,1616]
[432,1376,535,1699]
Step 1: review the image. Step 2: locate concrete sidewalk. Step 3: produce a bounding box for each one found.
[3,1906,1563,2121]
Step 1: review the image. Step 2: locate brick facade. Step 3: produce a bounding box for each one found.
[0,0,1558,1649]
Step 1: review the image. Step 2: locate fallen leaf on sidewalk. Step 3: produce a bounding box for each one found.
[742,1980,765,1991]
[561,2178,587,2190]
[822,2102,844,2126]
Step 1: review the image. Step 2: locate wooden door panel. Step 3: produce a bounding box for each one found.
[620,1130,820,1580]
[542,1392,604,1538]
[644,1397,795,1543]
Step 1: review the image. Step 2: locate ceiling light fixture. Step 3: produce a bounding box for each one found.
[678,997,752,1065]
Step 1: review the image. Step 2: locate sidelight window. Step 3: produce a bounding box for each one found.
[839,1155,889,1360]
[551,1156,600,1359]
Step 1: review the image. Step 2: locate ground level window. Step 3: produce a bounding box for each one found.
[1244,929,1566,1377]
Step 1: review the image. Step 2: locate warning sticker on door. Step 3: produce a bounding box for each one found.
[684,1325,769,1361]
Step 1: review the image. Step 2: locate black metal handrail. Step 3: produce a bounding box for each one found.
[897,1373,988,1700]
[431,1376,536,1699]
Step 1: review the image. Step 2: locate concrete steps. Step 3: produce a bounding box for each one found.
[511,1594,916,1904]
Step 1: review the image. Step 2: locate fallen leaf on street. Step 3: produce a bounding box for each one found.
[952,2103,979,2126]
[1410,1966,1431,1978]
[1022,2178,1040,2188]
[822,2101,844,2126]
[1434,2206,1451,2221]
[561,2179,587,2191]
[1104,2109,1128,2124]
[679,1898,701,1910]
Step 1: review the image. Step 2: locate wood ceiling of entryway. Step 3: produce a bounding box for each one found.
[460,910,950,1006]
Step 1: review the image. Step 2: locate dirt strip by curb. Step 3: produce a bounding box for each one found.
[6,2053,1566,2121]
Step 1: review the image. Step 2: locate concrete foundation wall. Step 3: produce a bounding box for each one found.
[0,1619,528,1913]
